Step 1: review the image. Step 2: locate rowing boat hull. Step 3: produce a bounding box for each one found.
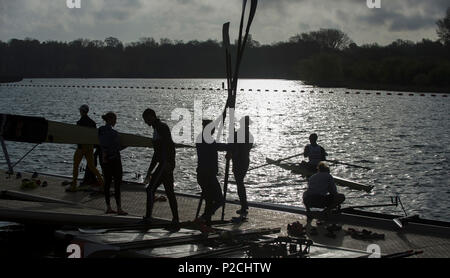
[266,158,373,192]
[1,114,192,148]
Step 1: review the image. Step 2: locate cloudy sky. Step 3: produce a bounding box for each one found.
[0,0,448,45]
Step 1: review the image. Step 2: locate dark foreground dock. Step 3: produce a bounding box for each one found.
[1,170,449,258]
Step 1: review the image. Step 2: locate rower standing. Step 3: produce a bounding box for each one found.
[195,119,230,229]
[98,112,127,215]
[142,109,179,229]
[67,104,104,192]
[231,116,253,216]
[303,133,327,173]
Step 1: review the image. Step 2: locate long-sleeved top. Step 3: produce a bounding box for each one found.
[196,138,230,176]
[148,119,176,173]
[98,124,122,161]
[304,172,337,197]
[231,129,253,170]
[77,115,96,149]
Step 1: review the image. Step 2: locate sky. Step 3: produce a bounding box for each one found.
[0,0,448,46]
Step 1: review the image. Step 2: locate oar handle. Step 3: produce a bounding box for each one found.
[248,153,304,172]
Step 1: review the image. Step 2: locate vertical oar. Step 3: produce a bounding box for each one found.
[221,0,258,221]
[198,22,233,219]
[221,22,234,221]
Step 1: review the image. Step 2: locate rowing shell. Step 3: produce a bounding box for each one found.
[0,114,193,148]
[266,158,373,192]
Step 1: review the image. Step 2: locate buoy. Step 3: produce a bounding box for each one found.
[291,90,295,92]
[310,91,314,93]
[257,89,261,92]
[274,90,278,92]
[345,92,350,94]
[249,89,253,91]
[420,94,425,96]
[265,89,269,92]
[443,95,447,97]
[366,92,371,95]
[282,90,286,92]
[376,92,380,95]
[356,92,360,94]
[387,93,392,95]
[431,94,436,97]
[329,91,334,94]
[409,94,414,96]
[398,93,403,96]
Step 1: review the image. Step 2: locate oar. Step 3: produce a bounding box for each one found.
[248,153,303,172]
[325,159,372,170]
[221,0,258,221]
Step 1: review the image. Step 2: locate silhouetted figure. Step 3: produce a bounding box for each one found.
[98,112,127,215]
[231,116,253,216]
[303,162,345,217]
[67,104,104,192]
[195,119,230,227]
[303,133,327,173]
[142,109,179,228]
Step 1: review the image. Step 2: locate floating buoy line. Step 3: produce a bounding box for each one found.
[0,83,448,97]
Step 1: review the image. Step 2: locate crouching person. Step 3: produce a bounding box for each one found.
[303,162,345,217]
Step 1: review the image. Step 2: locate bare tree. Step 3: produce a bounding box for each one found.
[437,8,450,45]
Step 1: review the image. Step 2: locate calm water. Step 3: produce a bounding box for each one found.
[1,78,449,221]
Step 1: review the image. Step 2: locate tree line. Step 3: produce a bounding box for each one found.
[1,8,449,92]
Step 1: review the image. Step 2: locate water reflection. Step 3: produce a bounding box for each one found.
[1,78,449,221]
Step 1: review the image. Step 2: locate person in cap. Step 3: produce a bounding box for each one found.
[142,108,179,228]
[303,162,345,217]
[67,104,104,192]
[303,133,328,174]
[230,116,253,216]
[98,112,127,215]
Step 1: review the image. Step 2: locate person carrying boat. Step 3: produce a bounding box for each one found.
[230,116,253,216]
[67,104,104,192]
[303,162,345,216]
[142,109,179,228]
[98,112,128,215]
[195,119,231,228]
[303,133,327,173]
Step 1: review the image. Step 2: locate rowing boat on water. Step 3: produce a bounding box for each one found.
[265,158,374,192]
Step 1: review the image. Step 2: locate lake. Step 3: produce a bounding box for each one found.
[1,78,449,221]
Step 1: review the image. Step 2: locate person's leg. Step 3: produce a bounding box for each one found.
[234,170,248,213]
[198,174,215,224]
[303,192,312,214]
[84,145,104,187]
[209,176,224,222]
[103,163,114,213]
[113,159,127,215]
[162,171,179,223]
[70,148,84,189]
[327,194,345,211]
[145,168,163,219]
